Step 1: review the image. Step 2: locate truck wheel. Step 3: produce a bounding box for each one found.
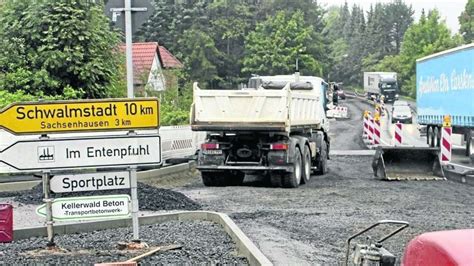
[225,171,245,186]
[428,127,434,147]
[315,141,328,175]
[269,174,282,187]
[201,172,219,187]
[466,132,473,157]
[301,146,311,184]
[434,127,440,147]
[282,148,302,188]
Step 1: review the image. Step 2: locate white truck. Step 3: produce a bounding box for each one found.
[190,74,330,188]
[363,72,399,103]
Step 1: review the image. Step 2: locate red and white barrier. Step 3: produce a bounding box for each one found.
[328,106,348,118]
[373,118,381,145]
[394,122,403,146]
[368,115,374,141]
[363,116,369,138]
[440,127,452,164]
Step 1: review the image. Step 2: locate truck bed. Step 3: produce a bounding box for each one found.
[416,44,474,128]
[190,82,323,132]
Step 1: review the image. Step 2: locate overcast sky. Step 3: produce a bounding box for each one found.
[319,0,468,33]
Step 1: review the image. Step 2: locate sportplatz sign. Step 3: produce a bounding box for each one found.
[50,171,130,193]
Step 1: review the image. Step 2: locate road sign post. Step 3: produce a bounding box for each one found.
[129,166,139,241]
[41,171,55,247]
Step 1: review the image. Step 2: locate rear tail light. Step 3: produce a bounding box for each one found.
[201,143,220,150]
[270,143,288,150]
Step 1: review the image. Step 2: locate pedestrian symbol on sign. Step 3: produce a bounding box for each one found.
[38,146,55,162]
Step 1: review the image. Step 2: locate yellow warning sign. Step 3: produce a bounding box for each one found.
[374,112,381,122]
[0,98,159,134]
[443,115,451,128]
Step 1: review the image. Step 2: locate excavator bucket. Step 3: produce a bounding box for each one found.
[372,146,444,181]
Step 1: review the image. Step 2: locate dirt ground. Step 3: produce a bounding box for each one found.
[169,97,473,265]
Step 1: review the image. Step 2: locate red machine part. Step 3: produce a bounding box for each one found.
[0,204,13,243]
[402,229,474,266]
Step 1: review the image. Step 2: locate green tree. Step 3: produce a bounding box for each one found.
[243,11,321,76]
[459,0,474,43]
[208,0,254,88]
[386,0,414,53]
[0,0,124,98]
[377,10,463,97]
[178,28,222,88]
[136,0,178,46]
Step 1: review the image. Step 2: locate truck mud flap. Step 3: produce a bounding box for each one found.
[372,146,445,181]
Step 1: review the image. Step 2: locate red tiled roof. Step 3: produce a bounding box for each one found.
[119,42,183,83]
[159,46,184,68]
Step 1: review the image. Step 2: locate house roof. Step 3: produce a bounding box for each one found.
[158,46,184,68]
[119,42,183,83]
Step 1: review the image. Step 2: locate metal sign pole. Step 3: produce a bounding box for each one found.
[129,166,139,241]
[42,171,55,247]
[124,0,134,98]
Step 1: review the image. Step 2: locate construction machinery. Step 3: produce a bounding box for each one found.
[372,146,444,180]
[371,44,474,180]
[345,220,474,266]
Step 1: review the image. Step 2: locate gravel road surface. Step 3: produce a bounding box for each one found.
[176,97,473,265]
[329,97,373,150]
[0,220,248,265]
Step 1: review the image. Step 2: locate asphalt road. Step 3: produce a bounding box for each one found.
[175,97,474,265]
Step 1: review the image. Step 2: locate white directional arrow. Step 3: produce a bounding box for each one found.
[0,135,161,171]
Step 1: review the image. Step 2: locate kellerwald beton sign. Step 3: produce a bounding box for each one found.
[36,194,131,221]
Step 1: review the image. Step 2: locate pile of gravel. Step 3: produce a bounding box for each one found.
[0,220,248,264]
[7,182,200,211]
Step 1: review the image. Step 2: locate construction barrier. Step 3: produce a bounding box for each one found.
[328,106,348,118]
[394,122,403,146]
[440,115,452,164]
[363,111,369,139]
[368,114,374,141]
[373,114,381,145]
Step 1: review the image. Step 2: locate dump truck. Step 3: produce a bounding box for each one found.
[364,72,399,103]
[345,220,474,266]
[416,43,474,156]
[372,44,474,180]
[191,74,330,188]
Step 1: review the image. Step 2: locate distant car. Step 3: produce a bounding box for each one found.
[336,90,346,100]
[392,105,412,123]
[392,100,409,111]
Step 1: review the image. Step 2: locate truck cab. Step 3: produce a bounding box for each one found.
[378,76,399,103]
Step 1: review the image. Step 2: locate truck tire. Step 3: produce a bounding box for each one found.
[269,174,282,188]
[282,148,302,188]
[202,171,244,187]
[301,146,311,184]
[428,127,434,147]
[225,171,245,186]
[434,127,440,147]
[466,132,473,157]
[201,172,220,187]
[315,141,328,175]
